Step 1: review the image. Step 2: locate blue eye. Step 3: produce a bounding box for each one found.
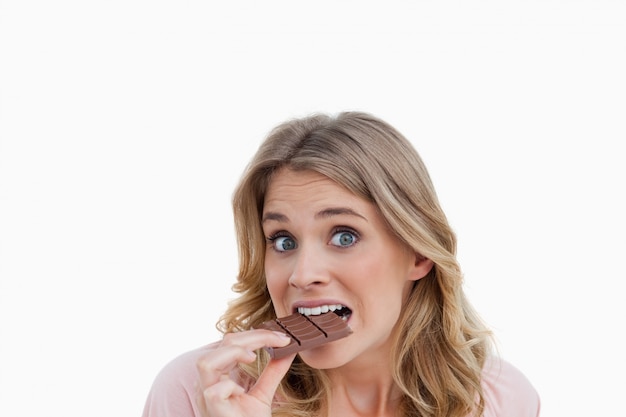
[271,236,297,252]
[330,230,357,247]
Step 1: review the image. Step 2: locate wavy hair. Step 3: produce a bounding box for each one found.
[217,111,492,417]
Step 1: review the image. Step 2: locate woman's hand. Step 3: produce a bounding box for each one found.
[196,329,295,417]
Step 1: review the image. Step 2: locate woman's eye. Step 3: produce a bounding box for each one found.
[271,236,297,252]
[330,230,358,248]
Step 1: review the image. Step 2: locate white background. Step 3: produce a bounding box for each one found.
[1,1,625,416]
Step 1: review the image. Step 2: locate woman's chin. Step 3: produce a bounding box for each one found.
[297,343,351,369]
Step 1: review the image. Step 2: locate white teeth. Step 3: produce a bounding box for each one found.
[298,304,346,316]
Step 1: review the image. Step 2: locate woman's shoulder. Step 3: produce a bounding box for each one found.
[481,356,541,417]
[141,343,220,417]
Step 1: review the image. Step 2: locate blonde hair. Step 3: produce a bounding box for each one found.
[218,112,492,417]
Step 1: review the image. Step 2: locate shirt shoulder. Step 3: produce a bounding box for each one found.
[141,343,219,417]
[481,356,541,417]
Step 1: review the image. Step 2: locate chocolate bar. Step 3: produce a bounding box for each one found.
[258,312,352,359]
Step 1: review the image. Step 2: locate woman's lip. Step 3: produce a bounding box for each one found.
[290,301,354,326]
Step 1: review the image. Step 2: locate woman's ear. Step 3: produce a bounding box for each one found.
[409,253,434,282]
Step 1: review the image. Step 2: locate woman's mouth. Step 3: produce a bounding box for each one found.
[297,304,352,321]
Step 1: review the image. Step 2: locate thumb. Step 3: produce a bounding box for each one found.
[248,354,296,405]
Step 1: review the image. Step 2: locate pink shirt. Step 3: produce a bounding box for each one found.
[142,344,540,417]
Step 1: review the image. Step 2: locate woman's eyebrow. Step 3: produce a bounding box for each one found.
[262,212,288,224]
[315,207,367,221]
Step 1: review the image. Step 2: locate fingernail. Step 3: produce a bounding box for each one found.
[273,331,291,340]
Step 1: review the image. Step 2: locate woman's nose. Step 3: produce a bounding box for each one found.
[288,246,329,289]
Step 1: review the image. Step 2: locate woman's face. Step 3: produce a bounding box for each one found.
[262,168,432,369]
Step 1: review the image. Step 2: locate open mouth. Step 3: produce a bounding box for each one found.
[296,304,352,321]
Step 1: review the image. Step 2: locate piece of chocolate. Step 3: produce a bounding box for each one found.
[258,312,352,359]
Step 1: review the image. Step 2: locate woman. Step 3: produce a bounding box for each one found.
[142,112,540,417]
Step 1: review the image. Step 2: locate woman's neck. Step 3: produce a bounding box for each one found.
[324,360,402,417]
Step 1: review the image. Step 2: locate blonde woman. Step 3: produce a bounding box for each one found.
[142,112,540,417]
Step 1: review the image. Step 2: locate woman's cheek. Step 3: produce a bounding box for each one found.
[265,264,287,304]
